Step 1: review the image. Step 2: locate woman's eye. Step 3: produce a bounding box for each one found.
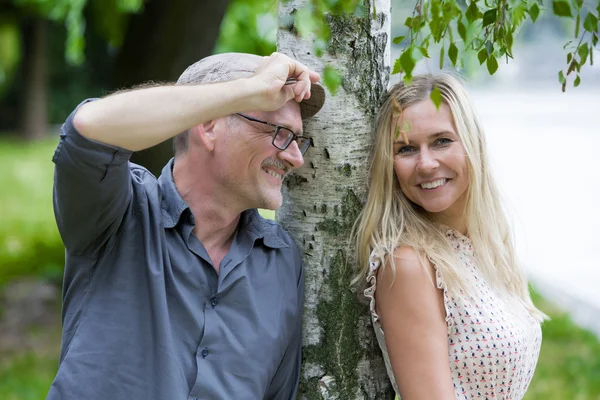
[435,137,453,146]
[397,146,416,155]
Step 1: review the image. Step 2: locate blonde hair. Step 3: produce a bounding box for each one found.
[353,73,545,320]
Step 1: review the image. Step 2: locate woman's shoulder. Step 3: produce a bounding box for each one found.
[368,245,423,273]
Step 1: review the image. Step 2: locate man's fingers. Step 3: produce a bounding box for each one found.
[255,52,320,107]
[308,70,321,83]
[293,80,310,103]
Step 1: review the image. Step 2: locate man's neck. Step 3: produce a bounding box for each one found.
[173,155,242,263]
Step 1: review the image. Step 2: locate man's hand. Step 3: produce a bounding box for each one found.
[251,52,321,112]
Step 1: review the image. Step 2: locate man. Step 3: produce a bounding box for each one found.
[47,52,325,400]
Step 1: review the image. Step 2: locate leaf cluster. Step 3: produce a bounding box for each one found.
[553,0,599,90]
[391,0,599,91]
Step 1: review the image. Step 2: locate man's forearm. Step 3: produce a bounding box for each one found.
[72,79,261,152]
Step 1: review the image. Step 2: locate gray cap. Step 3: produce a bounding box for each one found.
[177,53,326,119]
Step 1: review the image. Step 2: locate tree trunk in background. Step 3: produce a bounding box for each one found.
[21,18,47,140]
[115,0,230,176]
[277,0,393,398]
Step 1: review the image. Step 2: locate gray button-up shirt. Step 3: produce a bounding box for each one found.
[47,100,304,400]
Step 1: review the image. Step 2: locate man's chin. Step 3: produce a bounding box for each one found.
[262,200,282,211]
[257,192,283,211]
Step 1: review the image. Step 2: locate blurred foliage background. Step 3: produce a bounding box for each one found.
[0,0,599,399]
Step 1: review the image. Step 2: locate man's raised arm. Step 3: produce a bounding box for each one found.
[73,53,320,151]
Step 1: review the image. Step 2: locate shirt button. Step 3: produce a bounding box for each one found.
[201,347,209,358]
[210,297,218,308]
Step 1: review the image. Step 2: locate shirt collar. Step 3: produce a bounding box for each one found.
[237,209,289,249]
[158,159,288,249]
[158,159,189,229]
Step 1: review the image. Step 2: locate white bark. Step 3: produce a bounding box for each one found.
[277,1,393,398]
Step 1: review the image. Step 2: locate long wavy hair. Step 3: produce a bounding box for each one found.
[353,73,545,320]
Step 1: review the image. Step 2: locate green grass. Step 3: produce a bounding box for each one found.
[0,136,65,286]
[525,291,600,400]
[0,353,59,400]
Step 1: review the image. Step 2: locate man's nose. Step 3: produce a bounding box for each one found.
[278,140,305,169]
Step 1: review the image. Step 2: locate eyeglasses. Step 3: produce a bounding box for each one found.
[235,113,313,156]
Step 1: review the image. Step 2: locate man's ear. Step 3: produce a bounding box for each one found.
[193,120,218,152]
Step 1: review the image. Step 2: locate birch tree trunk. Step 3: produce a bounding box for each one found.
[277,1,393,398]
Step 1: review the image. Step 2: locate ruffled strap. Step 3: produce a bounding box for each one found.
[363,251,401,395]
[363,249,455,335]
[364,251,382,324]
[427,255,455,335]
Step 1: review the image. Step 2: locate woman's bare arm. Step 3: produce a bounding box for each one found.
[376,246,455,400]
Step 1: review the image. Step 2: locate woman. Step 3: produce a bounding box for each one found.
[353,74,545,399]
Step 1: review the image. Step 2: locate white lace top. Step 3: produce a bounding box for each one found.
[364,227,542,399]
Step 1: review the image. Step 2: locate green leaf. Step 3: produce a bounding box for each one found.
[419,46,430,58]
[393,36,406,44]
[448,42,458,66]
[400,46,417,78]
[466,2,481,24]
[422,36,431,49]
[430,87,443,110]
[591,46,595,65]
[506,31,514,57]
[314,38,328,57]
[513,3,528,25]
[567,52,573,63]
[486,55,498,74]
[485,40,494,55]
[578,43,589,64]
[457,20,467,42]
[583,12,598,33]
[568,59,580,74]
[323,65,343,95]
[529,3,541,23]
[574,75,581,87]
[576,13,581,37]
[392,57,402,75]
[442,2,461,19]
[404,17,413,28]
[440,45,445,69]
[429,16,442,41]
[295,6,316,38]
[558,70,566,84]
[482,9,497,28]
[478,49,488,64]
[552,1,573,18]
[118,0,143,13]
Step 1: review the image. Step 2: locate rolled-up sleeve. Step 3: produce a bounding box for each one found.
[52,99,133,256]
[266,254,304,400]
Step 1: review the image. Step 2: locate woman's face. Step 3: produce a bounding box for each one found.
[392,100,470,225]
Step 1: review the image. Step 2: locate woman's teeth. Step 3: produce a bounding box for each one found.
[420,179,447,189]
